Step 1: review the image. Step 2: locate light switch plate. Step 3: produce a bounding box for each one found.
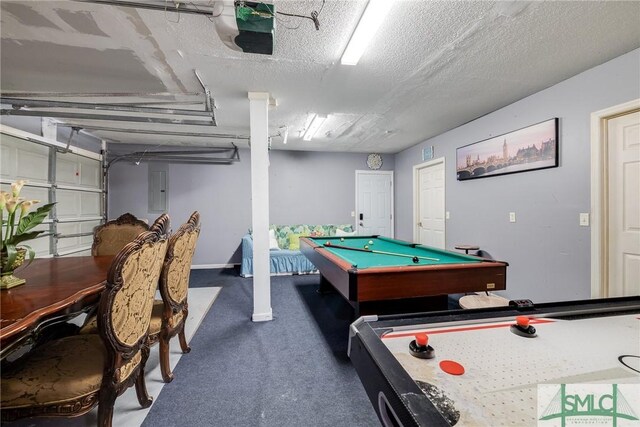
[509,212,516,223]
[446,211,450,219]
[579,213,590,226]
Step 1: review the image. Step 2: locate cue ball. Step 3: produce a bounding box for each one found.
[340,237,344,242]
[364,245,369,250]
[412,256,419,263]
[368,240,373,245]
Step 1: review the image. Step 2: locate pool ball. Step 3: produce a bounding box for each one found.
[364,245,369,250]
[412,256,419,263]
[340,238,344,242]
[368,240,373,245]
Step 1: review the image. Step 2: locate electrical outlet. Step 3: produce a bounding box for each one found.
[509,212,516,223]
[351,211,355,217]
[579,213,590,226]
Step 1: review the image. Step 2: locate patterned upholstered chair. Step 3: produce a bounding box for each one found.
[92,212,149,256]
[1,214,170,427]
[148,211,200,383]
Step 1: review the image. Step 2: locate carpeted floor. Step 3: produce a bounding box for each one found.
[142,269,381,427]
[7,269,458,426]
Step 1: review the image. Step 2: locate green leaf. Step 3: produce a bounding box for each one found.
[6,231,44,246]
[15,203,55,235]
[19,244,36,268]
[2,243,17,268]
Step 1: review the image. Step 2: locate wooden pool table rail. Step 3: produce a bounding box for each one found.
[300,236,508,308]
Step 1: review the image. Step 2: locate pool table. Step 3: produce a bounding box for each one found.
[299,235,508,316]
[348,296,640,427]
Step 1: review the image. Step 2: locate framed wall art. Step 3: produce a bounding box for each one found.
[456,118,558,181]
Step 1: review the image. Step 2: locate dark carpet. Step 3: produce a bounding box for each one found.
[142,269,381,427]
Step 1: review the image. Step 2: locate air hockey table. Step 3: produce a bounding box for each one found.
[348,296,640,426]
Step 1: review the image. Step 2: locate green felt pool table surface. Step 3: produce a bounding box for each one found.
[310,236,482,268]
[300,235,509,316]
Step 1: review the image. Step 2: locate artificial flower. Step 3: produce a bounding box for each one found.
[1,180,55,271]
[11,180,27,197]
[19,200,40,217]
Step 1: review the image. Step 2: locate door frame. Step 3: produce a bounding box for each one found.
[590,98,640,298]
[412,157,446,243]
[355,170,394,237]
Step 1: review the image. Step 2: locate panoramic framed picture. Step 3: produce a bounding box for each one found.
[456,118,558,181]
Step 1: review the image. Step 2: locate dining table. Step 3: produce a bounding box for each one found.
[0,256,113,361]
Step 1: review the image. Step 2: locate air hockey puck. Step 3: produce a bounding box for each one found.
[440,360,465,375]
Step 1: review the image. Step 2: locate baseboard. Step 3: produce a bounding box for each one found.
[191,263,239,270]
[240,271,319,278]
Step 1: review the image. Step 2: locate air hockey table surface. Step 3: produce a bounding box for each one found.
[348,296,640,427]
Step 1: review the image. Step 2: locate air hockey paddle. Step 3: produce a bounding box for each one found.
[409,333,435,359]
[510,316,537,338]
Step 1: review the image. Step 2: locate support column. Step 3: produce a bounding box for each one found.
[248,92,272,322]
[41,118,57,140]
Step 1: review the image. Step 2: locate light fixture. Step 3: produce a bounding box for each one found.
[340,0,394,66]
[302,114,327,141]
[279,125,289,144]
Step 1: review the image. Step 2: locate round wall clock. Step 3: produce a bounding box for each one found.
[366,153,383,170]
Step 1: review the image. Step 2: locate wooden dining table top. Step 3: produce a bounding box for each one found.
[0,256,113,349]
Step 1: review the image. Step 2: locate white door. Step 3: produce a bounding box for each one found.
[355,171,393,236]
[608,110,640,297]
[414,158,445,248]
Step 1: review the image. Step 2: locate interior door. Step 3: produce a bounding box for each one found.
[355,171,393,236]
[415,159,445,248]
[608,110,640,296]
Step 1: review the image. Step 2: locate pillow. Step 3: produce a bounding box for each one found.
[335,228,356,237]
[269,229,280,250]
[288,233,302,250]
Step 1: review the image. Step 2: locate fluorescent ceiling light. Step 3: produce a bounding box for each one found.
[279,125,289,144]
[340,0,394,66]
[302,114,327,141]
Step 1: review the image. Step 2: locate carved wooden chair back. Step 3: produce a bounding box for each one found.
[0,214,170,427]
[148,211,200,383]
[92,212,149,256]
[95,213,169,420]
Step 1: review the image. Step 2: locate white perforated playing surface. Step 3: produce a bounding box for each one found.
[381,314,640,426]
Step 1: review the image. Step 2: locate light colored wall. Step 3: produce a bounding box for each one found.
[269,150,394,225]
[394,48,640,303]
[108,148,394,266]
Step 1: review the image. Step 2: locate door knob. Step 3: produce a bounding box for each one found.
[359,222,364,226]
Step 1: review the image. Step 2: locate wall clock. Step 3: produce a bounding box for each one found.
[366,153,383,170]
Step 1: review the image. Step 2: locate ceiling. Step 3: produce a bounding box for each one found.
[1,1,639,153]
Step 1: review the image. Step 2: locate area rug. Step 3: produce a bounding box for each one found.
[8,287,222,427]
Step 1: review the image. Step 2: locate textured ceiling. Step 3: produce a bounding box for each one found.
[1,0,639,153]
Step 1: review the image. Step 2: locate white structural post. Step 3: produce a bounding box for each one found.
[41,118,57,141]
[248,92,273,322]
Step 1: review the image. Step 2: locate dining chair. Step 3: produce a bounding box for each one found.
[91,212,149,256]
[148,211,200,383]
[1,214,170,427]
